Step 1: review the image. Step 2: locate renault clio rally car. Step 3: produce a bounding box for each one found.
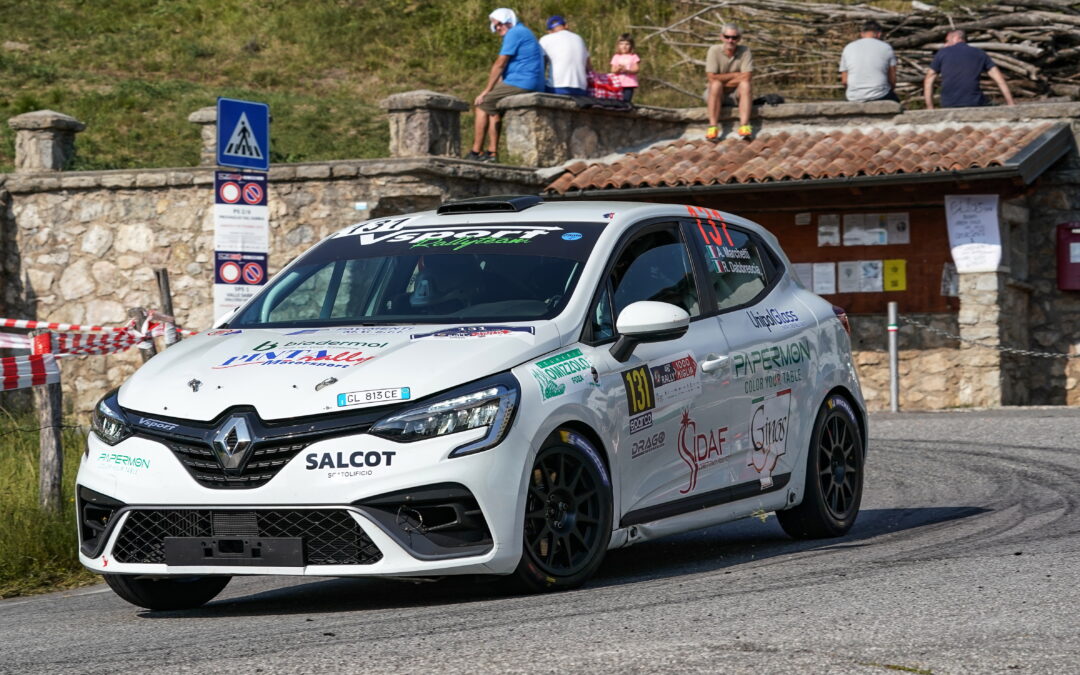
[79,196,867,610]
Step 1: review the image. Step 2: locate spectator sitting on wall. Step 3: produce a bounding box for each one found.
[467,8,545,162]
[839,20,899,103]
[539,15,591,97]
[923,29,1015,110]
[705,23,753,142]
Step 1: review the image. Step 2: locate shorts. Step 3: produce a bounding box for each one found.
[478,81,532,115]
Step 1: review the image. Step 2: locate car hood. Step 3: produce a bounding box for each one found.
[117,323,561,422]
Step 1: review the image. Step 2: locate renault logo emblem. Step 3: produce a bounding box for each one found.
[212,416,253,473]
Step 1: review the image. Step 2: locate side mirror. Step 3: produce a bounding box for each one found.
[610,301,690,362]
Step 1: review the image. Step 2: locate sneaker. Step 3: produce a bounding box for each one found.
[705,125,719,142]
[737,124,753,140]
[482,151,498,163]
[465,150,485,161]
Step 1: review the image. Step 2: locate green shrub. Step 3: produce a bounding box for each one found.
[0,412,97,598]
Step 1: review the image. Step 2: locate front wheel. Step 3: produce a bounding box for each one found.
[510,429,613,592]
[777,394,864,539]
[104,574,230,610]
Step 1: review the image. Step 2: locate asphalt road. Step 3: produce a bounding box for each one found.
[3,408,1079,674]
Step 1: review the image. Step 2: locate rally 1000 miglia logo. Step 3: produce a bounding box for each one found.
[677,410,727,494]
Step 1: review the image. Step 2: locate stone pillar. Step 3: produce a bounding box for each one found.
[187,106,217,166]
[7,110,86,172]
[956,272,1009,407]
[380,90,467,158]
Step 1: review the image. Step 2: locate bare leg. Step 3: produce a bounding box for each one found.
[472,109,489,153]
[486,114,501,154]
[737,75,752,126]
[707,79,725,126]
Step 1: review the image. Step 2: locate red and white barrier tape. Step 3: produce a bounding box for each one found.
[0,318,131,333]
[0,354,59,391]
[51,332,142,356]
[0,332,31,350]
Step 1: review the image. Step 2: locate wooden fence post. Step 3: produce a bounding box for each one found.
[30,329,63,512]
[155,268,180,347]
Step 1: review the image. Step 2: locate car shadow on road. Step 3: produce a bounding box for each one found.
[135,505,985,619]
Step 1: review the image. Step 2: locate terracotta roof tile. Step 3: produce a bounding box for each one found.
[546,123,1055,194]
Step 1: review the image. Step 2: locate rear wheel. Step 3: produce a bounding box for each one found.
[511,430,613,592]
[777,394,864,539]
[104,574,230,610]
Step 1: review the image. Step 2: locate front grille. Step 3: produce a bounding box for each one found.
[166,440,308,489]
[111,509,382,566]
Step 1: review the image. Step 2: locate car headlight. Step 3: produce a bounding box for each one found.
[91,389,132,446]
[369,374,518,457]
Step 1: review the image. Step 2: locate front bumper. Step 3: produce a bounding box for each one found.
[76,423,531,577]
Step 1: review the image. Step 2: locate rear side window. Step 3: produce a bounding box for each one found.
[686,220,771,311]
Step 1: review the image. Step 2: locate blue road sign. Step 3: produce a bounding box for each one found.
[217,98,270,171]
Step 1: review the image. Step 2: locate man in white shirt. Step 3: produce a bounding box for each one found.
[839,20,898,103]
[539,15,591,96]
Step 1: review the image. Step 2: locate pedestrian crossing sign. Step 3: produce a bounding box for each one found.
[216,97,270,171]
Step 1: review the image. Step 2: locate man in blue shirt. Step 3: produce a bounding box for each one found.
[923,30,1014,109]
[467,8,545,162]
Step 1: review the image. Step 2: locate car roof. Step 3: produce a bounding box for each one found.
[332,199,771,239]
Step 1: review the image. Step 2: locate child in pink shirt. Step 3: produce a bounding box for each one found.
[610,33,640,102]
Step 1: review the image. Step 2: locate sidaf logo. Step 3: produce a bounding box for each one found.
[677,410,727,494]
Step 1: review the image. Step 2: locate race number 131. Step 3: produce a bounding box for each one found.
[622,366,655,415]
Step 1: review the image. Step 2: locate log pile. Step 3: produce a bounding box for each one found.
[634,0,1080,104]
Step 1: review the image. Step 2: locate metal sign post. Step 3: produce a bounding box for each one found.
[888,301,899,413]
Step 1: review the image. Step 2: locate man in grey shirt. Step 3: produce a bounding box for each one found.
[839,20,898,103]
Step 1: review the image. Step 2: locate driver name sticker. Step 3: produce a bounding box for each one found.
[337,387,411,408]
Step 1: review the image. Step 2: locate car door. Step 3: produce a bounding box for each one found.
[580,221,734,523]
[682,213,814,493]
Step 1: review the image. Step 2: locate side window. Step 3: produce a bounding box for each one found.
[687,222,771,311]
[590,283,615,341]
[611,229,701,318]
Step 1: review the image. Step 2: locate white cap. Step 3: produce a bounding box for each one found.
[489,8,517,31]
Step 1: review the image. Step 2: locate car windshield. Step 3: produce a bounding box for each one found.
[230,219,604,327]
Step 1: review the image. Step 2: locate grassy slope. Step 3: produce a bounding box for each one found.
[0,413,96,598]
[0,0,686,172]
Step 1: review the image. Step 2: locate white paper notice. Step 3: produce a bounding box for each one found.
[860,260,884,292]
[812,262,836,295]
[214,204,269,252]
[793,263,813,287]
[843,213,887,246]
[818,223,840,247]
[887,212,910,244]
[213,283,259,320]
[838,261,861,293]
[795,212,811,226]
[1071,242,1080,264]
[945,195,1001,272]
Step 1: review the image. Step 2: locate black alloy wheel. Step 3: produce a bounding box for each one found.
[777,394,864,539]
[512,432,612,591]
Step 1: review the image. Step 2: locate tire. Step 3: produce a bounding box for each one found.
[510,429,613,592]
[777,393,864,539]
[104,574,230,610]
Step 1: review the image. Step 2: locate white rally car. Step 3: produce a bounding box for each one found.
[78,196,866,610]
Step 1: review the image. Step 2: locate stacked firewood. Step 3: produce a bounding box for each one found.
[634,0,1080,103]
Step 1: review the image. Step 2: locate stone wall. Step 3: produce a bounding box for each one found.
[1,158,544,414]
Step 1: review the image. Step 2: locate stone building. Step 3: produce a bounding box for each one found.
[2,93,1079,413]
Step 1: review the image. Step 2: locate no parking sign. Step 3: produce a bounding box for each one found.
[214,251,268,320]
